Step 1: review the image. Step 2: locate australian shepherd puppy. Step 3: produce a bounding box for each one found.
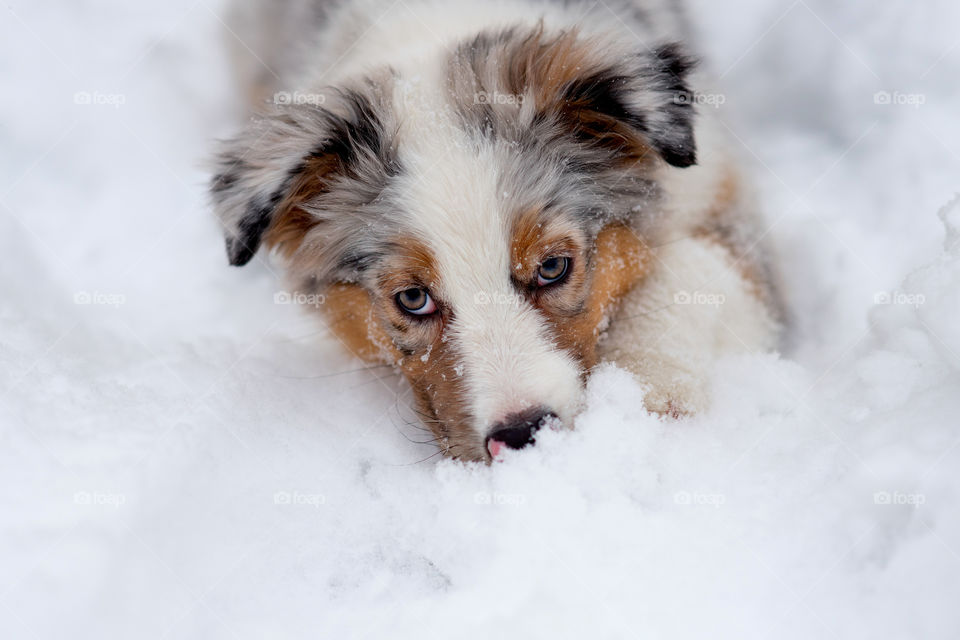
[210,0,782,462]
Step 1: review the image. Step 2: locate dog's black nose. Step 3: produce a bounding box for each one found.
[486,408,558,457]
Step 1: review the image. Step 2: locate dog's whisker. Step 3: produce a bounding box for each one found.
[278,329,337,342]
[408,407,443,424]
[396,412,435,432]
[390,390,441,439]
[397,448,446,466]
[616,301,678,323]
[351,371,401,389]
[387,411,440,445]
[272,364,393,380]
[647,234,698,249]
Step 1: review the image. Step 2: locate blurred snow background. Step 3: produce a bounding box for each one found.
[1,0,959,638]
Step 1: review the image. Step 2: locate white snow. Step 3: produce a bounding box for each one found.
[2,0,959,638]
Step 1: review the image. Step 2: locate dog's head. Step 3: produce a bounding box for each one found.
[210,28,697,461]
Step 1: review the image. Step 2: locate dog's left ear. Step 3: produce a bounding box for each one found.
[505,32,699,168]
[569,43,699,168]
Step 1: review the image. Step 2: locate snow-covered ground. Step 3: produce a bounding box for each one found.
[2,1,959,637]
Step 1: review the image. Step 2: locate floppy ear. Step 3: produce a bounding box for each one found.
[209,91,396,270]
[210,105,328,266]
[502,31,698,168]
[561,42,699,168]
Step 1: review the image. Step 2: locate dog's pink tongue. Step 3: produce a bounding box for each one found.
[487,439,505,460]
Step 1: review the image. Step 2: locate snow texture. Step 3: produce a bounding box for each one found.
[2,1,959,638]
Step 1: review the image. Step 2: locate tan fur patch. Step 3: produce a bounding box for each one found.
[510,207,584,275]
[262,154,341,259]
[321,281,475,458]
[509,209,651,368]
[321,283,394,363]
[547,224,651,368]
[394,335,479,460]
[693,170,780,315]
[320,237,480,459]
[503,28,594,108]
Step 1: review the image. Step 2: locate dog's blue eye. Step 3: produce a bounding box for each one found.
[537,257,570,286]
[396,287,437,316]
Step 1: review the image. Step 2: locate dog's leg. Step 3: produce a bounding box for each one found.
[598,235,779,416]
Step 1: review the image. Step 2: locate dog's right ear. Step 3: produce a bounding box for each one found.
[210,105,329,266]
[209,92,395,269]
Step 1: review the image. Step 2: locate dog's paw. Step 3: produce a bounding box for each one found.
[640,371,708,419]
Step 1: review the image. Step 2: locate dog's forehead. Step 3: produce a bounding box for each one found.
[389,74,518,303]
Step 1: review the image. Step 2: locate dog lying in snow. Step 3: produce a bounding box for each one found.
[210,0,782,462]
